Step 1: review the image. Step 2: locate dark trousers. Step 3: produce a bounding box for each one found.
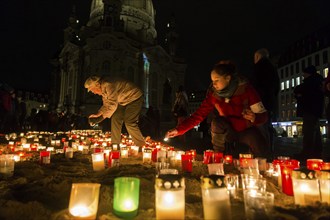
[211,116,270,158]
[302,112,322,157]
[111,97,145,147]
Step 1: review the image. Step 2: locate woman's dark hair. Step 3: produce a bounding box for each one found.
[212,62,236,77]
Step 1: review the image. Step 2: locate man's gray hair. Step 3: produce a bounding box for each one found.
[255,48,270,58]
[84,75,101,91]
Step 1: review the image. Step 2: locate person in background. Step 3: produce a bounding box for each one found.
[252,48,280,153]
[165,61,269,158]
[172,85,189,144]
[294,65,324,160]
[0,89,18,133]
[84,75,146,148]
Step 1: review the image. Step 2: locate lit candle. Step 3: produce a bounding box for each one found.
[224,155,233,164]
[109,151,120,167]
[40,151,51,164]
[68,183,100,219]
[201,175,231,220]
[143,148,152,164]
[91,153,105,171]
[203,150,214,164]
[0,154,15,178]
[292,168,320,205]
[213,152,223,163]
[306,159,323,171]
[113,177,140,218]
[120,147,128,158]
[181,154,193,173]
[155,174,185,220]
[317,170,330,204]
[65,147,74,159]
[130,146,139,157]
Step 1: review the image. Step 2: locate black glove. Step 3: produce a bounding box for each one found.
[88,116,104,126]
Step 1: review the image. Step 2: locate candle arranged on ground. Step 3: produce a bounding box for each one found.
[91,152,105,171]
[68,183,101,219]
[200,175,231,220]
[306,159,323,170]
[40,151,50,164]
[317,170,330,204]
[113,177,140,218]
[155,174,185,220]
[181,154,193,173]
[0,154,15,178]
[142,148,152,164]
[203,150,213,164]
[224,155,233,164]
[292,168,320,205]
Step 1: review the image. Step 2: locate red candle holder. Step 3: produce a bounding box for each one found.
[306,159,323,171]
[213,152,223,163]
[181,154,193,172]
[321,162,330,170]
[203,150,214,164]
[109,151,120,167]
[224,155,233,164]
[40,151,50,165]
[280,160,299,196]
[152,148,159,163]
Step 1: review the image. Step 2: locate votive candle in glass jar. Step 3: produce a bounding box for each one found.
[224,155,233,164]
[40,151,50,165]
[292,168,320,205]
[155,174,185,220]
[201,175,231,220]
[65,147,74,159]
[143,148,152,164]
[113,177,140,218]
[213,152,224,163]
[181,154,193,173]
[0,154,15,178]
[120,147,128,158]
[109,151,120,167]
[91,152,105,171]
[317,170,330,204]
[203,150,214,164]
[306,159,323,171]
[68,183,101,219]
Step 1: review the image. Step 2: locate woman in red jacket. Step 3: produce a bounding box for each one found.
[165,61,269,157]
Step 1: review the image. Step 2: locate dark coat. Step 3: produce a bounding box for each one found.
[294,74,324,118]
[253,58,280,117]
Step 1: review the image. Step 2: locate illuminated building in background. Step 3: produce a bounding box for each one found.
[52,1,186,121]
[276,24,330,137]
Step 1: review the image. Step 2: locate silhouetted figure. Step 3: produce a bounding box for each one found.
[0,89,19,133]
[294,65,324,160]
[172,85,189,144]
[252,48,280,154]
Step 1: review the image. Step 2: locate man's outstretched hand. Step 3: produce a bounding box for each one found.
[88,115,104,126]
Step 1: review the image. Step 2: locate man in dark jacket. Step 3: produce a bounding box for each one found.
[294,65,324,159]
[253,48,280,153]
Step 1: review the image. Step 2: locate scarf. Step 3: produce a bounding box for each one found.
[216,75,239,99]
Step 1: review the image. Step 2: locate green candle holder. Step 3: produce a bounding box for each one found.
[113,177,140,218]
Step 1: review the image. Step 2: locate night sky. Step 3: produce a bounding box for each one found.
[1,0,330,92]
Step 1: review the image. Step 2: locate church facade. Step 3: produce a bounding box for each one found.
[53,0,186,121]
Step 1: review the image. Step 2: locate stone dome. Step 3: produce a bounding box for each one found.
[88,0,157,44]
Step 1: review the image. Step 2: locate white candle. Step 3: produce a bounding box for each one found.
[202,188,231,220]
[156,190,185,219]
[92,153,105,171]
